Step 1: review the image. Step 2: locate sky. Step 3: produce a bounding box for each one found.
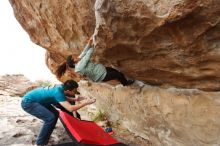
[0,1,58,82]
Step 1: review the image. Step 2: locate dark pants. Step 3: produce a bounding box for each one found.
[103,67,130,86]
[21,101,59,145]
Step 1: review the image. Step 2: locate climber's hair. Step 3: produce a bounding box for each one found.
[56,62,67,78]
[64,80,78,91]
[66,55,75,68]
[55,55,75,78]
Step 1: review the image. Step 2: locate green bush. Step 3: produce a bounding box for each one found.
[35,80,53,87]
[92,110,108,122]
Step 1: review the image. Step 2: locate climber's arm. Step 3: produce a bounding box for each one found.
[78,37,94,59]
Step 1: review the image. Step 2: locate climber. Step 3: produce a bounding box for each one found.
[21,80,96,146]
[56,36,134,86]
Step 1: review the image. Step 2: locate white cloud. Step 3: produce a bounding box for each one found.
[0,1,58,82]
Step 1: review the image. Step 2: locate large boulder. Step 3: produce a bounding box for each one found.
[78,81,220,146]
[0,74,36,96]
[9,0,220,90]
[8,0,220,145]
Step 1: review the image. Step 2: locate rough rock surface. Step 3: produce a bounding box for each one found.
[8,0,220,146]
[0,74,36,96]
[9,0,220,90]
[78,81,220,146]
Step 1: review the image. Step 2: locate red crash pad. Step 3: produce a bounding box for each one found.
[59,110,118,145]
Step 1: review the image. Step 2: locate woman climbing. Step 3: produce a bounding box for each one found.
[56,36,134,86]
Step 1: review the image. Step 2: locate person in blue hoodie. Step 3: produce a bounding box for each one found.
[21,80,96,146]
[56,37,134,86]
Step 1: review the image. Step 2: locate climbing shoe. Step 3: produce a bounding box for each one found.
[124,79,135,86]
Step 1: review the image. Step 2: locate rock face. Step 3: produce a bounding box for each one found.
[8,0,220,145]
[0,74,36,96]
[78,81,220,146]
[9,0,220,90]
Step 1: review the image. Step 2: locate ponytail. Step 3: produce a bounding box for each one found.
[56,62,67,78]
